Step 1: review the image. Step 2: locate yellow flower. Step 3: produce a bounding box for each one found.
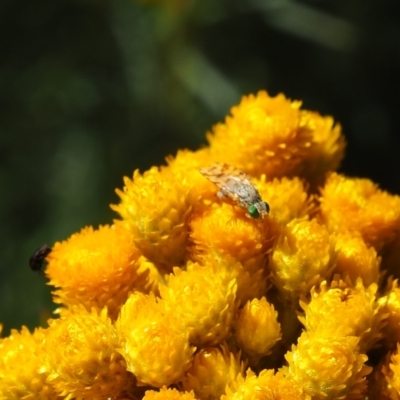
[369,345,400,400]
[181,342,245,399]
[298,111,346,188]
[207,91,314,179]
[284,331,371,399]
[299,279,384,352]
[189,203,276,304]
[45,306,134,399]
[270,218,334,299]
[112,166,192,274]
[319,172,400,251]
[46,222,157,320]
[332,232,381,286]
[165,148,217,215]
[256,175,316,226]
[116,292,195,387]
[222,369,303,400]
[0,326,60,400]
[189,202,275,304]
[159,261,237,347]
[4,88,399,399]
[208,253,272,308]
[190,200,275,260]
[168,148,273,227]
[378,280,400,350]
[234,297,281,365]
[143,387,196,400]
[269,218,334,345]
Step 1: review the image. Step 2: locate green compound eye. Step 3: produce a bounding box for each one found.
[248,204,260,219]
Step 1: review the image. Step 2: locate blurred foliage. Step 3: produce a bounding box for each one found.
[1,0,399,335]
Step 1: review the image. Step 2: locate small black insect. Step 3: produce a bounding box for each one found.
[29,244,51,271]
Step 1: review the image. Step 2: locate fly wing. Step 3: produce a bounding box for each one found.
[199,163,255,204]
[199,163,249,184]
[199,163,269,217]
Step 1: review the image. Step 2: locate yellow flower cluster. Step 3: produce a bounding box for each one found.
[1,90,400,399]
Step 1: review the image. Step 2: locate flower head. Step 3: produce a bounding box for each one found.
[159,261,237,347]
[319,172,400,251]
[0,326,60,400]
[112,166,192,274]
[45,306,135,399]
[234,297,281,366]
[207,91,314,178]
[299,279,384,352]
[4,88,399,399]
[298,111,346,188]
[332,232,381,286]
[270,218,334,300]
[181,343,245,399]
[116,292,195,387]
[378,280,400,350]
[368,344,400,400]
[255,176,316,226]
[285,331,371,399]
[190,201,274,266]
[189,202,275,304]
[222,369,303,400]
[143,386,196,400]
[46,222,156,319]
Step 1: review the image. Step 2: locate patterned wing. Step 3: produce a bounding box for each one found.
[199,163,256,204]
[199,163,270,219]
[199,163,250,187]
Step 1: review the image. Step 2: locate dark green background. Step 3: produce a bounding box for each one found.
[1,0,399,335]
